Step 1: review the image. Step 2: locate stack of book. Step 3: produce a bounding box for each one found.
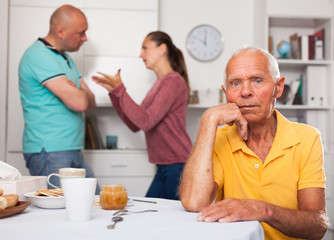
[289,28,325,60]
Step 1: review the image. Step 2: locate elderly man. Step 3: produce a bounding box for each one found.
[19,5,98,189]
[180,46,328,240]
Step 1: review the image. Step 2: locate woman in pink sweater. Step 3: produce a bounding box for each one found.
[93,31,192,200]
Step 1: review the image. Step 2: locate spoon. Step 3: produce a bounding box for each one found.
[107,216,123,229]
[113,209,158,216]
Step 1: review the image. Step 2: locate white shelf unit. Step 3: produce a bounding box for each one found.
[265,0,334,228]
[268,17,332,60]
[265,15,333,152]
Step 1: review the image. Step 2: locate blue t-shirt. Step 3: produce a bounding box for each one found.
[19,40,84,153]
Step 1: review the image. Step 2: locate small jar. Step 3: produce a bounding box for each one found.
[100,184,127,210]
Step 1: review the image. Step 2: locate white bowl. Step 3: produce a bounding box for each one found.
[24,191,65,209]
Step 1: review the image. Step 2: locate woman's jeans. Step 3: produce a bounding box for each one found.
[146,163,185,200]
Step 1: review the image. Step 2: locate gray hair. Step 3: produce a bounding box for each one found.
[225,46,280,82]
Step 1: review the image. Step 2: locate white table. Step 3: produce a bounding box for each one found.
[1,197,264,240]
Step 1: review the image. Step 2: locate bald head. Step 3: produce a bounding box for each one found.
[49,5,86,33]
[225,46,280,83]
[46,5,88,52]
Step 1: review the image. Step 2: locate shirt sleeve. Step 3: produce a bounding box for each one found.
[109,86,140,132]
[24,47,66,85]
[298,131,326,190]
[111,74,186,132]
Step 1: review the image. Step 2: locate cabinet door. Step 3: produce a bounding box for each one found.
[83,7,158,106]
[83,150,156,176]
[84,150,156,196]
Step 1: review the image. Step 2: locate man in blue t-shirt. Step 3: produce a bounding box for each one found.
[19,5,98,190]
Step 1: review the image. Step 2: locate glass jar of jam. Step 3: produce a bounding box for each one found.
[100,184,127,210]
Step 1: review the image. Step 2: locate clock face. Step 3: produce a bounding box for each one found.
[187,24,223,62]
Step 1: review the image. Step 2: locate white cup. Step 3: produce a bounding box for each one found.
[47,168,86,189]
[61,178,97,222]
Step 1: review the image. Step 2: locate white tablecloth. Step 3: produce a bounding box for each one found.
[1,197,264,240]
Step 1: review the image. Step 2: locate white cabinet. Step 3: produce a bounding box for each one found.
[82,3,158,106]
[83,150,156,197]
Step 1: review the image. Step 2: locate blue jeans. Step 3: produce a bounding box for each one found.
[24,149,100,194]
[145,163,185,200]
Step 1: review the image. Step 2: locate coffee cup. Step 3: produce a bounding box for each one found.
[61,178,97,222]
[47,168,86,189]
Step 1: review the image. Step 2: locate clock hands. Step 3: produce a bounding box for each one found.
[193,35,206,46]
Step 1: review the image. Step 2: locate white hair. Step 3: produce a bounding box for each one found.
[225,46,280,82]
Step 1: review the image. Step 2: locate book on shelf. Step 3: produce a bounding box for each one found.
[289,33,300,59]
[292,75,304,105]
[268,36,273,55]
[85,115,105,149]
[299,35,308,61]
[308,35,315,60]
[85,121,96,149]
[286,79,301,105]
[286,29,325,60]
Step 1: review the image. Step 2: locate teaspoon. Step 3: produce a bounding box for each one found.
[113,209,158,216]
[107,216,123,229]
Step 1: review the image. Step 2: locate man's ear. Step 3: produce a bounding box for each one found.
[56,25,65,39]
[221,84,226,94]
[274,76,285,99]
[221,85,229,102]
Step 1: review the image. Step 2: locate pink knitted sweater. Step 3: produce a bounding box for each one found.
[110,72,192,165]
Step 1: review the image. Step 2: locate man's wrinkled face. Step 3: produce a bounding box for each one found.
[224,51,279,124]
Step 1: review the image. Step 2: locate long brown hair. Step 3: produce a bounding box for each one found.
[146,31,190,96]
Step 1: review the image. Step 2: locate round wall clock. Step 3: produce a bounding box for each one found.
[186,24,224,62]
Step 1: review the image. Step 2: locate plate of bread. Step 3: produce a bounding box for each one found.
[0,188,30,218]
[24,188,65,209]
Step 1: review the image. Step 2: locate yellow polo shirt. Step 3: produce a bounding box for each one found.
[213,110,325,240]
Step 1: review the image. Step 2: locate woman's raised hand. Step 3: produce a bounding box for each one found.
[92,69,123,93]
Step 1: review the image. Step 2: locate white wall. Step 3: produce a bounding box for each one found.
[0,1,8,162]
[159,0,264,141]
[160,0,257,91]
